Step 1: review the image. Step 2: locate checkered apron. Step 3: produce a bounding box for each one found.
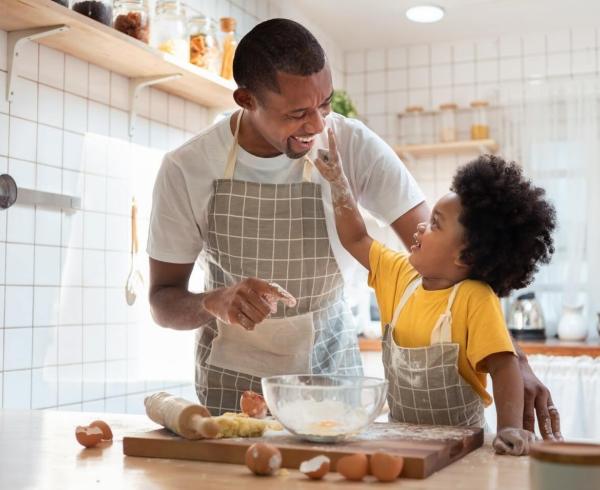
[382,278,485,427]
[195,111,363,415]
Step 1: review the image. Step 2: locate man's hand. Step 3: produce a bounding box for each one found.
[519,357,562,440]
[202,278,296,330]
[493,428,536,456]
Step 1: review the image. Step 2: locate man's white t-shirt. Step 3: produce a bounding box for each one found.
[147,112,425,283]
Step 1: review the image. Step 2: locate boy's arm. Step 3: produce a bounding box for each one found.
[314,129,373,270]
[481,352,535,456]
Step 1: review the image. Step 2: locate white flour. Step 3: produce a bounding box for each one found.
[276,399,369,437]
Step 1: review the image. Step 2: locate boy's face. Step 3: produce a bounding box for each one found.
[408,192,468,280]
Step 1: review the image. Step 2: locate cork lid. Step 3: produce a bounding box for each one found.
[220,17,236,32]
[439,103,458,110]
[530,441,600,466]
[405,105,424,113]
[470,100,489,108]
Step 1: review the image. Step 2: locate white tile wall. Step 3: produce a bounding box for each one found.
[343,28,600,206]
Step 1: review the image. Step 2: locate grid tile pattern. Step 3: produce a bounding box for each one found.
[343,27,600,206]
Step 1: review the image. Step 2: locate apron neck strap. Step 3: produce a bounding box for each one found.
[224,109,244,179]
[224,109,314,183]
[429,281,463,345]
[390,277,422,329]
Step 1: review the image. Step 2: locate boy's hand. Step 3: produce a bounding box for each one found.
[315,128,345,184]
[493,428,536,456]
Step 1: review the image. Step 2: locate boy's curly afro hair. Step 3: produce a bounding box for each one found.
[451,155,556,297]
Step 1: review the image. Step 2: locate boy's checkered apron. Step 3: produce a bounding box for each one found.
[195,111,362,415]
[382,278,485,427]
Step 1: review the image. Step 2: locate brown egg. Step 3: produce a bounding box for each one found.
[370,452,404,482]
[89,420,113,440]
[75,425,104,448]
[299,455,330,480]
[245,443,282,476]
[336,453,369,481]
[240,391,268,419]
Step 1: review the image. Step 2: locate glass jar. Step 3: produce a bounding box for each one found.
[113,0,150,44]
[188,15,221,73]
[70,0,112,26]
[439,103,457,142]
[403,106,424,145]
[219,17,237,80]
[152,0,188,63]
[470,100,490,140]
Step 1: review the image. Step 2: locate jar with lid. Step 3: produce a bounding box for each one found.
[113,0,149,44]
[470,100,490,140]
[219,17,238,80]
[152,0,188,63]
[70,0,112,26]
[439,103,457,142]
[403,106,424,145]
[188,15,221,73]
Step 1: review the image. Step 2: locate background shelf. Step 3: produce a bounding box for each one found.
[1,0,236,108]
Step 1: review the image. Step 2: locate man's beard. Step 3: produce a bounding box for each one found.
[285,140,310,160]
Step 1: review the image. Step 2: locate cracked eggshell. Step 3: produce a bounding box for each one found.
[370,452,404,482]
[240,391,268,419]
[245,443,282,476]
[75,425,104,448]
[299,455,330,480]
[336,453,368,481]
[89,420,113,440]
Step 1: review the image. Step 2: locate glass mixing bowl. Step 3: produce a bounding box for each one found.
[261,375,388,443]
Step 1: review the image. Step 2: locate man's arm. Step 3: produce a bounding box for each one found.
[390,201,430,250]
[148,258,295,331]
[512,339,562,440]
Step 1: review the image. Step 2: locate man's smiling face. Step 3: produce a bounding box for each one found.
[248,64,334,159]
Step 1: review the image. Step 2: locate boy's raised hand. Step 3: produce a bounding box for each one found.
[315,128,345,183]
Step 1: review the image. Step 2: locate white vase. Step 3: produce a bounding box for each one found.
[557,304,587,341]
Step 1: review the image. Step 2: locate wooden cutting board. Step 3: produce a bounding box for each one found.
[123,422,483,478]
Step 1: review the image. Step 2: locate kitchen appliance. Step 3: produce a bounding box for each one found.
[261,375,387,443]
[508,292,546,340]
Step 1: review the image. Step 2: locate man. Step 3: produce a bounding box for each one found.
[147,18,561,440]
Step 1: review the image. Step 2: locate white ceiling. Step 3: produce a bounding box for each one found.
[290,0,600,50]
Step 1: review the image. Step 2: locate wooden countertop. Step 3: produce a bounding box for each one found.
[359,336,600,357]
[0,409,532,489]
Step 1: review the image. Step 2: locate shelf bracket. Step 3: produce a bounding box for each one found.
[7,25,70,103]
[129,74,183,136]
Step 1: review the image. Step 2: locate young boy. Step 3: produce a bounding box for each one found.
[314,129,556,456]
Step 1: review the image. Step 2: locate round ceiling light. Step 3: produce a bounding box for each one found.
[405,5,445,23]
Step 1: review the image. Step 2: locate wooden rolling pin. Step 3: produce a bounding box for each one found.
[144,392,219,440]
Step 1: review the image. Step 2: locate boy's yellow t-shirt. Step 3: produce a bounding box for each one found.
[368,240,515,406]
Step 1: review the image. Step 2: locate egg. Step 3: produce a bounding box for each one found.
[370,452,404,482]
[299,455,330,480]
[75,425,104,448]
[240,391,268,419]
[245,442,282,476]
[89,420,113,440]
[336,453,368,481]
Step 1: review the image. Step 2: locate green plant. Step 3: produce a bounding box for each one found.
[331,90,358,118]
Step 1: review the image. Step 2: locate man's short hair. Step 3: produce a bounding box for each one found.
[233,18,326,98]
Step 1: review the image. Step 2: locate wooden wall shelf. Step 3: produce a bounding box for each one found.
[358,336,600,357]
[0,0,236,108]
[395,139,499,160]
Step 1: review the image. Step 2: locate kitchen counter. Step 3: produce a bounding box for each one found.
[359,336,600,357]
[0,409,532,489]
